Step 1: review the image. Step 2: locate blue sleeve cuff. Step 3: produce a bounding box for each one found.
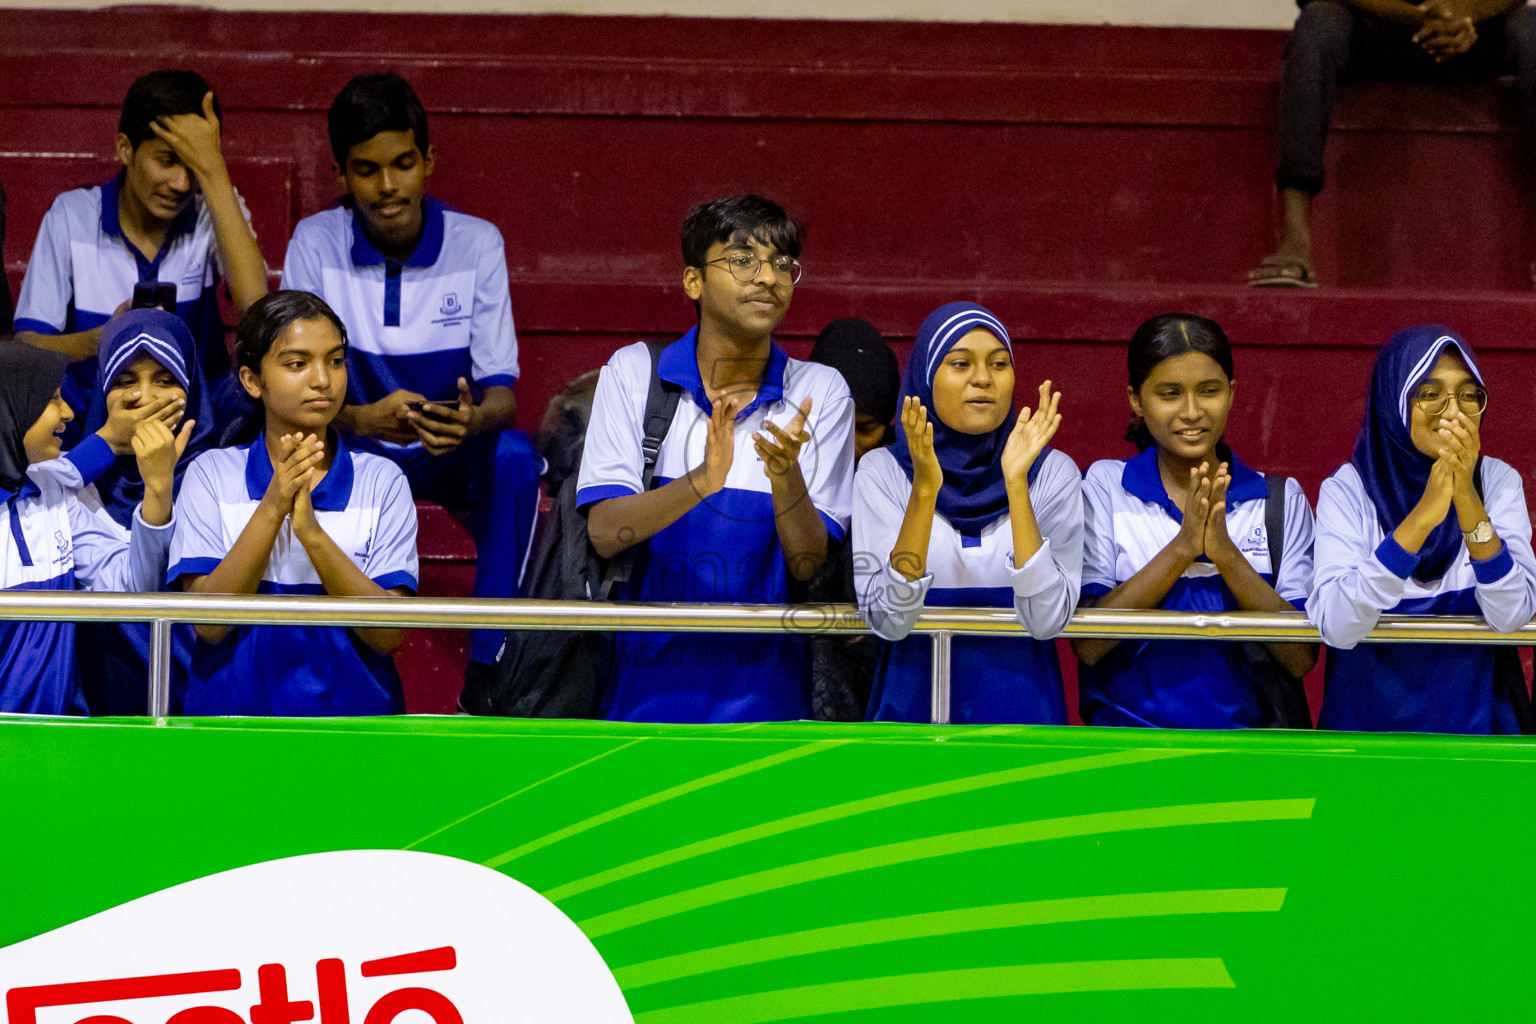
[12,317,62,336]
[372,570,418,592]
[1081,581,1113,599]
[575,483,639,514]
[65,434,117,485]
[1472,540,1514,584]
[1375,536,1420,580]
[818,509,846,543]
[478,374,517,391]
[168,556,222,587]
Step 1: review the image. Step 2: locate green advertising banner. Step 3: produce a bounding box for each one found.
[1,716,1533,1022]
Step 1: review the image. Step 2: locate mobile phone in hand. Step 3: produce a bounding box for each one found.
[406,400,456,422]
[131,281,178,311]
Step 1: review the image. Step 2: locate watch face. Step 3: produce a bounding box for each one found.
[1468,521,1494,544]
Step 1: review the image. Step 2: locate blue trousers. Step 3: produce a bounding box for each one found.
[364,429,542,665]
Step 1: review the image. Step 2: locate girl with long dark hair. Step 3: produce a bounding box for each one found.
[168,291,418,715]
[1074,313,1317,729]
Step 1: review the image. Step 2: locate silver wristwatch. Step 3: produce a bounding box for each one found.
[1463,520,1494,544]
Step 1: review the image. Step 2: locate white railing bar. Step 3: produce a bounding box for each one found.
[0,590,1522,642]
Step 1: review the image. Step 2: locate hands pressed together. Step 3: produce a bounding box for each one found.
[1413,0,1478,61]
[1416,408,1482,523]
[260,432,328,541]
[1169,460,1243,570]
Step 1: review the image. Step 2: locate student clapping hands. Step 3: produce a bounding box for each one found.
[170,291,419,717]
[855,301,1082,726]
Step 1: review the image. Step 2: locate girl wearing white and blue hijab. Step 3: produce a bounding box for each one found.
[1314,325,1536,733]
[74,308,214,714]
[1075,314,1317,729]
[0,342,183,715]
[854,301,1082,724]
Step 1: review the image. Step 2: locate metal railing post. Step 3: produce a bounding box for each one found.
[148,618,173,718]
[930,630,952,725]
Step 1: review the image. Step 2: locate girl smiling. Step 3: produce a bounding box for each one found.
[1075,314,1317,729]
[1313,325,1536,733]
[854,301,1082,724]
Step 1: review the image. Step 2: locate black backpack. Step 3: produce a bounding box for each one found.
[459,341,681,718]
[1243,474,1314,729]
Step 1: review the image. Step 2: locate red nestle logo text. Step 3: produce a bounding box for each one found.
[6,946,461,1024]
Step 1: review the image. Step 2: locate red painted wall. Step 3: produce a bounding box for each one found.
[4,9,1534,716]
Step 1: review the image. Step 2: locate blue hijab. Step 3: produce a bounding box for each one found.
[1350,324,1485,583]
[85,309,217,528]
[890,301,1046,537]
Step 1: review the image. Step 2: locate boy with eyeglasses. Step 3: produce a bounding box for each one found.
[279,72,540,675]
[575,194,854,723]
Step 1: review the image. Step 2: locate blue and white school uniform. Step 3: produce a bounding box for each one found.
[854,446,1081,724]
[0,442,173,715]
[575,330,855,723]
[1080,448,1316,729]
[281,197,539,664]
[168,436,419,717]
[1313,459,1536,733]
[13,175,250,438]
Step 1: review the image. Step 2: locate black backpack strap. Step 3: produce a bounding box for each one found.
[597,340,682,599]
[639,339,683,489]
[1265,474,1287,582]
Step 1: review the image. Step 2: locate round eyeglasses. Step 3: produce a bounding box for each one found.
[704,252,803,285]
[1412,383,1488,418]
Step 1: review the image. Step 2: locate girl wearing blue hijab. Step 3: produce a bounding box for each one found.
[74,308,214,714]
[853,301,1082,724]
[1313,325,1536,733]
[1075,314,1318,729]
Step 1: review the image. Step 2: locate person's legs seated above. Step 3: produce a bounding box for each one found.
[279,71,540,671]
[1251,0,1528,288]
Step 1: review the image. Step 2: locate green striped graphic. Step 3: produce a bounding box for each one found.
[4,716,1535,1021]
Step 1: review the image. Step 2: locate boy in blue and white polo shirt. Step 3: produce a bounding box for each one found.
[279,72,539,670]
[13,70,268,440]
[576,195,855,723]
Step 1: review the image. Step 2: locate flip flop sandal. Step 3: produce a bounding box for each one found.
[1249,261,1318,288]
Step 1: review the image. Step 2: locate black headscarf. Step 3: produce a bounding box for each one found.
[0,344,69,492]
[809,318,900,427]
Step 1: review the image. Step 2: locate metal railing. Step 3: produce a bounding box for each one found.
[5,591,1534,723]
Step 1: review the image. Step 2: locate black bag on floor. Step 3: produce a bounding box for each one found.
[1243,474,1314,729]
[459,341,680,718]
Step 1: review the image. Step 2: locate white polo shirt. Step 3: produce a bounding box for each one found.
[14,174,244,416]
[169,435,419,716]
[575,329,854,722]
[280,198,519,452]
[1079,446,1315,729]
[852,445,1082,724]
[1312,457,1536,733]
[0,440,172,716]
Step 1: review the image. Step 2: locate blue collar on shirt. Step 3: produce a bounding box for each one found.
[98,173,198,273]
[1121,444,1266,520]
[0,480,41,505]
[347,196,446,269]
[0,480,42,567]
[244,433,356,512]
[657,326,788,420]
